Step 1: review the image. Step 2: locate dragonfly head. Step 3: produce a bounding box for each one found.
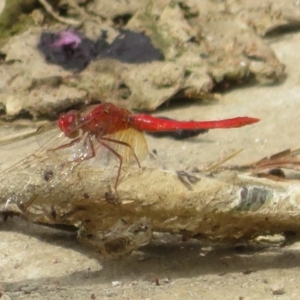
[58,110,80,138]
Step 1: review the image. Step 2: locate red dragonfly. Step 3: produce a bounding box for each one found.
[51,102,259,192]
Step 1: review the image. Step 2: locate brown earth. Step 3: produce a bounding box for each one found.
[2,1,300,300]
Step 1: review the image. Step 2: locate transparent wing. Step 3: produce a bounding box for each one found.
[99,127,149,165]
[0,146,79,211]
[0,124,87,210]
[0,105,149,211]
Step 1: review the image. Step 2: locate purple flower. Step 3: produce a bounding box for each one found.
[49,29,82,49]
[38,29,97,71]
[38,28,164,72]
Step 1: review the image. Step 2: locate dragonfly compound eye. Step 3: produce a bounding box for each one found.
[58,110,79,138]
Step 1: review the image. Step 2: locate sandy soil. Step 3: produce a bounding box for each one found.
[2,28,300,300]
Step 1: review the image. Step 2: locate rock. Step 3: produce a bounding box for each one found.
[0,1,289,117]
[271,282,285,295]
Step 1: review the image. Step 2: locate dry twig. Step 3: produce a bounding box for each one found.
[38,0,102,26]
[38,0,83,26]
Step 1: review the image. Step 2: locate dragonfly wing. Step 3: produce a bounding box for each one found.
[0,141,81,210]
[36,124,95,163]
[100,128,149,165]
[0,124,89,209]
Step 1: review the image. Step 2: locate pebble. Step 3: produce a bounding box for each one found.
[271,283,285,295]
[111,281,122,287]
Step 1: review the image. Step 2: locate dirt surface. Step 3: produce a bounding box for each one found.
[2,2,300,300]
[0,0,290,115]
[0,31,300,300]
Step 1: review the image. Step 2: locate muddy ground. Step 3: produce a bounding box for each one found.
[2,2,300,300]
[0,31,300,300]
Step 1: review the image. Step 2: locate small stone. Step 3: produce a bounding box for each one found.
[162,278,170,284]
[271,283,285,295]
[111,281,122,287]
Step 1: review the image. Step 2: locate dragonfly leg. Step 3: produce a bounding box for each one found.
[48,133,96,162]
[96,138,123,190]
[76,133,96,161]
[17,195,38,214]
[47,136,82,153]
[100,137,141,168]
[95,138,123,205]
[98,136,143,199]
